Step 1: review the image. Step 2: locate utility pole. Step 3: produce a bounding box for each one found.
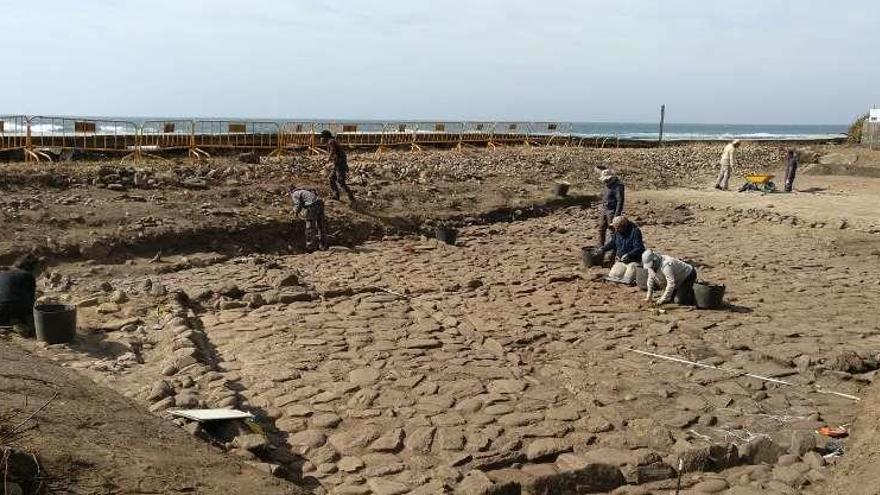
[658,104,666,147]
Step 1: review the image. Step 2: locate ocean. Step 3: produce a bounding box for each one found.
[568,122,846,141]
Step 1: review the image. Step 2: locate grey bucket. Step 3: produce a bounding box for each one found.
[435,227,458,246]
[33,304,77,344]
[635,267,666,291]
[581,247,603,268]
[553,183,570,197]
[693,283,725,309]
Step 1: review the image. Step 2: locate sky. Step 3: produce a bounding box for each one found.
[1,0,877,124]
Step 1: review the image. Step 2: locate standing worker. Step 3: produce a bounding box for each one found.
[290,187,328,252]
[597,169,625,247]
[642,250,698,306]
[715,139,741,190]
[320,130,355,203]
[0,255,39,337]
[784,149,799,193]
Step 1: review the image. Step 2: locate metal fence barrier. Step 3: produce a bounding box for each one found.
[27,116,140,161]
[413,121,465,149]
[191,120,282,156]
[0,115,29,153]
[0,117,578,162]
[461,121,495,145]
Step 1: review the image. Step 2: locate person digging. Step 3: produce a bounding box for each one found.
[0,254,40,337]
[320,130,356,203]
[290,187,328,252]
[642,249,697,306]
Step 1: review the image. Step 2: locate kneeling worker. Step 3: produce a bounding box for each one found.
[599,216,645,262]
[0,255,39,337]
[290,187,328,251]
[597,216,645,283]
[642,249,697,305]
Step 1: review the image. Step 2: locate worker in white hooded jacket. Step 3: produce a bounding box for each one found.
[642,249,698,305]
[715,139,740,190]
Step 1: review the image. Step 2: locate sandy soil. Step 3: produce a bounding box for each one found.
[0,340,304,494]
[3,144,880,494]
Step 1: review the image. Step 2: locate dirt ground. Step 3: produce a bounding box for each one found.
[2,143,880,494]
[0,340,305,495]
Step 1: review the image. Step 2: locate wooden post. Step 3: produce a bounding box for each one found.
[658,104,666,147]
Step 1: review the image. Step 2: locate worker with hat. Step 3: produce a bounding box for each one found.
[597,169,625,246]
[642,249,698,305]
[290,186,328,252]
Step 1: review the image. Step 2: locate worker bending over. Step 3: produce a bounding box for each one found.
[0,255,39,337]
[290,187,328,252]
[642,249,697,305]
[597,169,625,246]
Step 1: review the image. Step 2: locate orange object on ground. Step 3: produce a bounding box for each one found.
[818,426,848,438]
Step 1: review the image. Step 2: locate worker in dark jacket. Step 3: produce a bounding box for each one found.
[0,255,39,337]
[598,216,645,262]
[320,130,355,203]
[597,169,625,246]
[784,149,799,193]
[290,187,328,251]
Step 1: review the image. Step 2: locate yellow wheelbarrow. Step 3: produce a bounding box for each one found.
[742,174,777,193]
[744,174,774,186]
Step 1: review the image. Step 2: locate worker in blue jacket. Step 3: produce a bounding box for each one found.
[597,216,645,263]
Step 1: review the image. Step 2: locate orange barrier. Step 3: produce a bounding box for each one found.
[282,121,318,150]
[380,122,417,149]
[413,122,464,149]
[491,121,529,146]
[191,120,282,156]
[318,122,386,148]
[0,115,29,153]
[27,116,139,161]
[461,122,495,146]
[529,122,572,145]
[139,120,195,152]
[3,117,580,162]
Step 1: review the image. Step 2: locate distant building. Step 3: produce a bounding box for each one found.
[864,108,880,147]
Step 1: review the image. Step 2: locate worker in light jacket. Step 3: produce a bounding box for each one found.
[642,249,697,306]
[715,139,741,190]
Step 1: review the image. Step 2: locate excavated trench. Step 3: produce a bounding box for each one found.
[19,196,879,494]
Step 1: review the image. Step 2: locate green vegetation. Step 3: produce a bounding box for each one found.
[848,113,868,143]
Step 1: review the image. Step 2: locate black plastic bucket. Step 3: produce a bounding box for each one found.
[435,227,458,246]
[33,304,77,344]
[581,247,604,268]
[693,283,725,310]
[553,183,570,197]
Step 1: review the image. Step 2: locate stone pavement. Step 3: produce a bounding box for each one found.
[22,201,880,494]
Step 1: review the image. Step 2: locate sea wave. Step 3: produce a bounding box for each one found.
[572,132,846,141]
